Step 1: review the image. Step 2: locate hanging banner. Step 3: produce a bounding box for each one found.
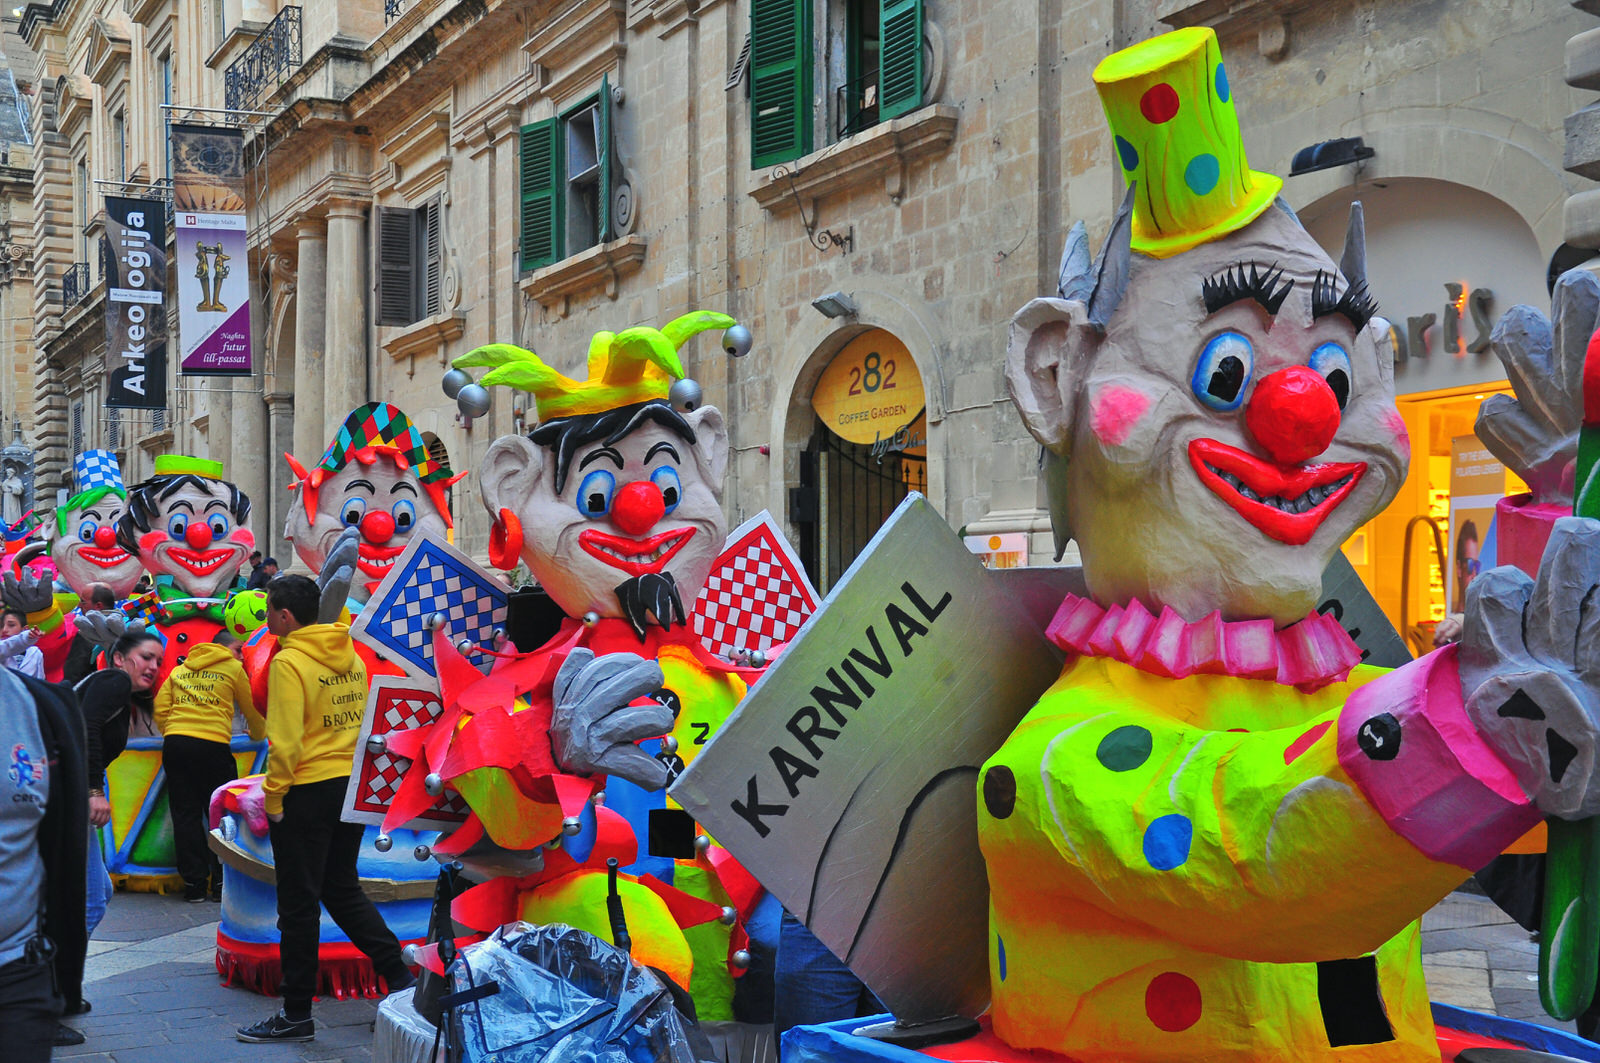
[103,196,168,409]
[171,123,251,376]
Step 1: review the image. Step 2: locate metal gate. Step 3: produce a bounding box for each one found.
[795,419,927,591]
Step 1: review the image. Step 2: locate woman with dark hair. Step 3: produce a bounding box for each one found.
[78,629,163,938]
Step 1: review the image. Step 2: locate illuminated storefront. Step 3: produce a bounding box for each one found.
[1303,179,1551,651]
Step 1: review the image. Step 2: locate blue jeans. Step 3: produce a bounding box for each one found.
[85,823,111,937]
[774,910,881,1040]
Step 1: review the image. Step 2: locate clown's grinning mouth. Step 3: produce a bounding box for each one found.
[1204,463,1355,514]
[172,552,231,574]
[590,541,674,565]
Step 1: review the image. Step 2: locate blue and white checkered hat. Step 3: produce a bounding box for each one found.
[72,449,124,496]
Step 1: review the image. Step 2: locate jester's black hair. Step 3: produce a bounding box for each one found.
[529,400,697,495]
[114,473,252,556]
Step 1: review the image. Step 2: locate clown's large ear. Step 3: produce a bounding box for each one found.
[479,435,547,516]
[1005,297,1100,460]
[684,406,729,502]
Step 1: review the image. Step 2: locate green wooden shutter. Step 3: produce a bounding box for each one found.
[598,73,612,244]
[519,119,562,271]
[375,205,416,327]
[878,0,923,120]
[750,0,811,169]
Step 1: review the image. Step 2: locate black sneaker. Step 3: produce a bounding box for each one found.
[54,1023,86,1046]
[183,883,207,903]
[237,1012,314,1043]
[209,883,222,902]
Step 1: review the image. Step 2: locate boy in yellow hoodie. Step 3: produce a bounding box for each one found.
[236,574,413,1045]
[156,629,262,901]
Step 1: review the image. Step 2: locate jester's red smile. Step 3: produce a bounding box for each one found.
[76,545,133,569]
[1188,438,1365,546]
[162,546,240,577]
[578,527,695,576]
[358,543,407,589]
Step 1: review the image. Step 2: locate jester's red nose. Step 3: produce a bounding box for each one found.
[1245,366,1341,466]
[184,522,213,550]
[361,510,395,545]
[611,481,665,536]
[94,526,117,550]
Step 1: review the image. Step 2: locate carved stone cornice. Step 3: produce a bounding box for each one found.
[85,14,133,89]
[749,104,959,214]
[518,235,647,317]
[380,110,451,201]
[627,0,731,38]
[52,72,94,139]
[382,310,466,364]
[523,0,626,106]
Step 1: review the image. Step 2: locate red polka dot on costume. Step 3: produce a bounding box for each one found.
[1145,972,1202,1032]
[1140,83,1180,124]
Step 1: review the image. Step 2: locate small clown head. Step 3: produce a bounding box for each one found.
[283,403,462,601]
[459,312,735,637]
[53,449,142,599]
[116,455,255,601]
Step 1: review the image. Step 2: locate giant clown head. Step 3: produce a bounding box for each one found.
[51,449,144,599]
[284,403,462,600]
[1006,27,1407,627]
[457,312,735,639]
[115,455,255,602]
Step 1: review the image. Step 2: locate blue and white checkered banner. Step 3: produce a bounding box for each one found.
[350,534,509,681]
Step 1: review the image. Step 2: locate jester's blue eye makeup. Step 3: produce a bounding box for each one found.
[1191,331,1254,411]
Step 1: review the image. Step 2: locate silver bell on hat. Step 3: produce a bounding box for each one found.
[669,377,702,413]
[457,383,492,418]
[722,324,752,358]
[442,367,472,398]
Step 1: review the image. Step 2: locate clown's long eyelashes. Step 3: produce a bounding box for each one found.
[1191,332,1254,411]
[1309,342,1352,409]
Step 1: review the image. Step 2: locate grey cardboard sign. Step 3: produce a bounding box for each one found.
[1317,551,1413,669]
[671,495,1079,1023]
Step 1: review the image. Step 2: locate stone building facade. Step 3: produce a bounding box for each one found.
[8,0,1597,594]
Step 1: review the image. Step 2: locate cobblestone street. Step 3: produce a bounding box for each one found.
[47,885,1593,1061]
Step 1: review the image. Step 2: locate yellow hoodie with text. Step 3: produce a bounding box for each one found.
[262,622,367,816]
[154,642,263,744]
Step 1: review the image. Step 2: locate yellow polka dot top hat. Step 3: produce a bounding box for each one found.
[1094,26,1282,259]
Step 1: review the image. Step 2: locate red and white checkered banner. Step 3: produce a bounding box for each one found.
[692,510,819,660]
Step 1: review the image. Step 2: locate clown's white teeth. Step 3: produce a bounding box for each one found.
[594,541,670,564]
[362,554,397,570]
[180,553,228,573]
[1209,465,1354,514]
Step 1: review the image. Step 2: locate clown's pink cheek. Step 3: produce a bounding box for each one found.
[1090,385,1153,448]
[1381,409,1410,456]
[137,530,166,554]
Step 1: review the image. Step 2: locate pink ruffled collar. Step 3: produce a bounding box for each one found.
[1046,592,1363,691]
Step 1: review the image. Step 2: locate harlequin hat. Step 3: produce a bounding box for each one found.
[453,310,736,422]
[72,449,124,497]
[1093,27,1281,259]
[284,402,466,527]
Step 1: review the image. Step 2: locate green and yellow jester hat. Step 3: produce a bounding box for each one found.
[452,310,737,421]
[1093,26,1281,259]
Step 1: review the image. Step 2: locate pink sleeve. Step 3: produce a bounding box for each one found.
[1337,644,1541,870]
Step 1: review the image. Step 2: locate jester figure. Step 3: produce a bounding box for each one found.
[10,450,146,682]
[381,312,767,1020]
[284,402,462,611]
[115,456,254,688]
[984,28,1600,1063]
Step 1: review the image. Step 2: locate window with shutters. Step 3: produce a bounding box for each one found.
[70,401,84,456]
[747,0,926,169]
[375,196,443,328]
[107,408,121,449]
[518,77,615,274]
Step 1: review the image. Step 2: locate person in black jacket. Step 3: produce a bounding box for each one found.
[62,583,117,687]
[79,630,162,938]
[0,663,88,1060]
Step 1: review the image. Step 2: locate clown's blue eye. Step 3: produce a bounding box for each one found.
[1191,331,1253,411]
[576,470,615,519]
[78,520,97,544]
[167,514,188,540]
[391,499,416,530]
[1309,342,1352,410]
[650,466,681,514]
[340,497,366,526]
[208,514,230,541]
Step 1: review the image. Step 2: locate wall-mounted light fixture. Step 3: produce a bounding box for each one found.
[812,291,857,319]
[1289,136,1374,177]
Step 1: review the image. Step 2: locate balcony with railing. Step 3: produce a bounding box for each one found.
[224,5,303,112]
[62,262,90,308]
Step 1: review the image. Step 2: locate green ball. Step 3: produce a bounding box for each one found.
[225,589,270,639]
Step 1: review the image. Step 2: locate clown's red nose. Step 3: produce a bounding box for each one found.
[611,481,665,536]
[94,526,117,549]
[184,522,213,550]
[1245,366,1341,466]
[361,510,395,544]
